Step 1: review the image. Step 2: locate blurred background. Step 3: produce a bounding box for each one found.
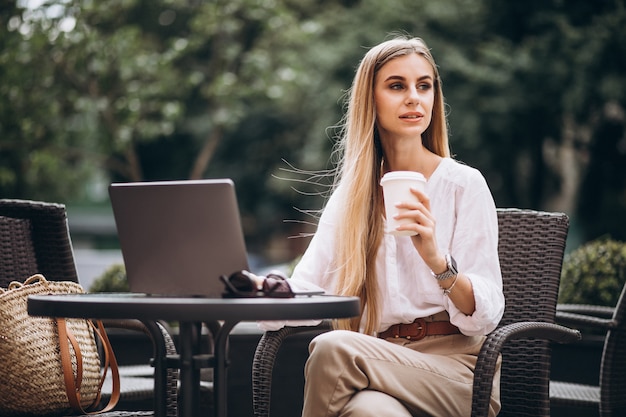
[2,0,625,288]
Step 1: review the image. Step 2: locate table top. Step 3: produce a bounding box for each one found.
[27,293,361,322]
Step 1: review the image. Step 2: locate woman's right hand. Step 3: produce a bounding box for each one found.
[395,187,443,271]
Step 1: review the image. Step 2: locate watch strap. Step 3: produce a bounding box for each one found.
[433,254,458,281]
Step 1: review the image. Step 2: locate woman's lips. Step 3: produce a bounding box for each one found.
[400,112,423,120]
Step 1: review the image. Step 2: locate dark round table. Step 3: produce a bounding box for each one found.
[28,293,360,417]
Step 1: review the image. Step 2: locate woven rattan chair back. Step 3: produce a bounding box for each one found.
[0,199,79,287]
[492,208,569,417]
[600,283,626,416]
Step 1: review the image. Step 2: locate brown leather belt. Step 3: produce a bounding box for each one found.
[378,318,461,340]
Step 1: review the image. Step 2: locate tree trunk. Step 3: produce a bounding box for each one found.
[189,127,223,180]
[542,112,593,214]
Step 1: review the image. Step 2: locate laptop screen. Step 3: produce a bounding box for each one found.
[108,179,249,297]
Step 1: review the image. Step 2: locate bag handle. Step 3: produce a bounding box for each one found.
[1,273,48,293]
[57,318,121,414]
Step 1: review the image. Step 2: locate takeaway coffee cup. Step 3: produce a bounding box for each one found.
[380,171,426,236]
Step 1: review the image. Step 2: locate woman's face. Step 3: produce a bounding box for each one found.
[374,53,435,144]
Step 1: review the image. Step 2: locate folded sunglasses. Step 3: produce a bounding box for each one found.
[220,270,294,298]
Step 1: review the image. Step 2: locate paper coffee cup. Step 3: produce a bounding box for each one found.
[380,171,426,236]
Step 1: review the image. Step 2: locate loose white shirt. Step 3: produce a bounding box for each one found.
[262,158,505,335]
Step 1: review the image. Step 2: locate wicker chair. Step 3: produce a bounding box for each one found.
[550,283,626,417]
[0,198,178,417]
[251,208,582,417]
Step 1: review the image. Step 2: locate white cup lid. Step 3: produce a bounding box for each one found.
[380,171,426,185]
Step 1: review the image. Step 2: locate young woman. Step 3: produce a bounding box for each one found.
[260,36,504,417]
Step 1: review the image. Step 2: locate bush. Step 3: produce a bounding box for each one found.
[89,263,129,293]
[558,237,626,306]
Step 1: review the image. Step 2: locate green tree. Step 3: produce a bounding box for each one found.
[479,0,626,226]
[2,0,337,182]
[0,1,95,201]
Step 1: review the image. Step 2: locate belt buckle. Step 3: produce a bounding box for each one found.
[410,318,427,341]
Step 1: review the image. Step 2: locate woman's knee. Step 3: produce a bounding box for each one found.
[309,330,361,356]
[306,330,367,375]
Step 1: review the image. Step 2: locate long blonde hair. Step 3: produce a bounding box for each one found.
[332,36,450,334]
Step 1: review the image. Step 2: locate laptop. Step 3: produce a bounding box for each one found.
[109,179,250,297]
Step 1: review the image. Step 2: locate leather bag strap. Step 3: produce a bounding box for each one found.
[57,318,120,414]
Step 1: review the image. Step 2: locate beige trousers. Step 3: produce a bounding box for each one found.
[301,330,501,417]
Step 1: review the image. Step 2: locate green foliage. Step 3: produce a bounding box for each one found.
[89,263,129,293]
[559,238,626,306]
[0,4,94,201]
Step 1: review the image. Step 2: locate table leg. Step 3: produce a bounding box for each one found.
[213,320,238,417]
[179,322,202,417]
[141,320,169,417]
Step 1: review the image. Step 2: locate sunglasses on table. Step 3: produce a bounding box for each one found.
[220,270,294,298]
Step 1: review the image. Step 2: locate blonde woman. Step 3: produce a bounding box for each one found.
[259,36,504,417]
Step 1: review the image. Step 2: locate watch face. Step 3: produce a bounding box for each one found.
[447,254,458,275]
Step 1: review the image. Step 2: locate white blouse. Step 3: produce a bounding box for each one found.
[262,158,505,335]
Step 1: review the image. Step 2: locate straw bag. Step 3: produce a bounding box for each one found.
[0,274,120,416]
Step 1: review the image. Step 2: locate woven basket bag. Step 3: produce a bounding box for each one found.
[0,274,117,415]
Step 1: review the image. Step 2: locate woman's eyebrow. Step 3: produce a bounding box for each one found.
[383,74,433,82]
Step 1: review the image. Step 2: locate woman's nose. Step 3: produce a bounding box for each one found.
[406,86,419,105]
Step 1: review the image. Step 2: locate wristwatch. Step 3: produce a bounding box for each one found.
[432,254,458,281]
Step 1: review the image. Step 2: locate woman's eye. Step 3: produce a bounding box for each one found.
[390,83,404,90]
[418,83,432,90]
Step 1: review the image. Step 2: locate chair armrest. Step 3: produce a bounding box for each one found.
[100,319,179,417]
[557,303,614,318]
[470,321,581,417]
[556,303,616,332]
[555,311,616,331]
[252,321,332,417]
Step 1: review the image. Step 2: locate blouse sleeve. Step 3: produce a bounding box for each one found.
[443,170,505,336]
